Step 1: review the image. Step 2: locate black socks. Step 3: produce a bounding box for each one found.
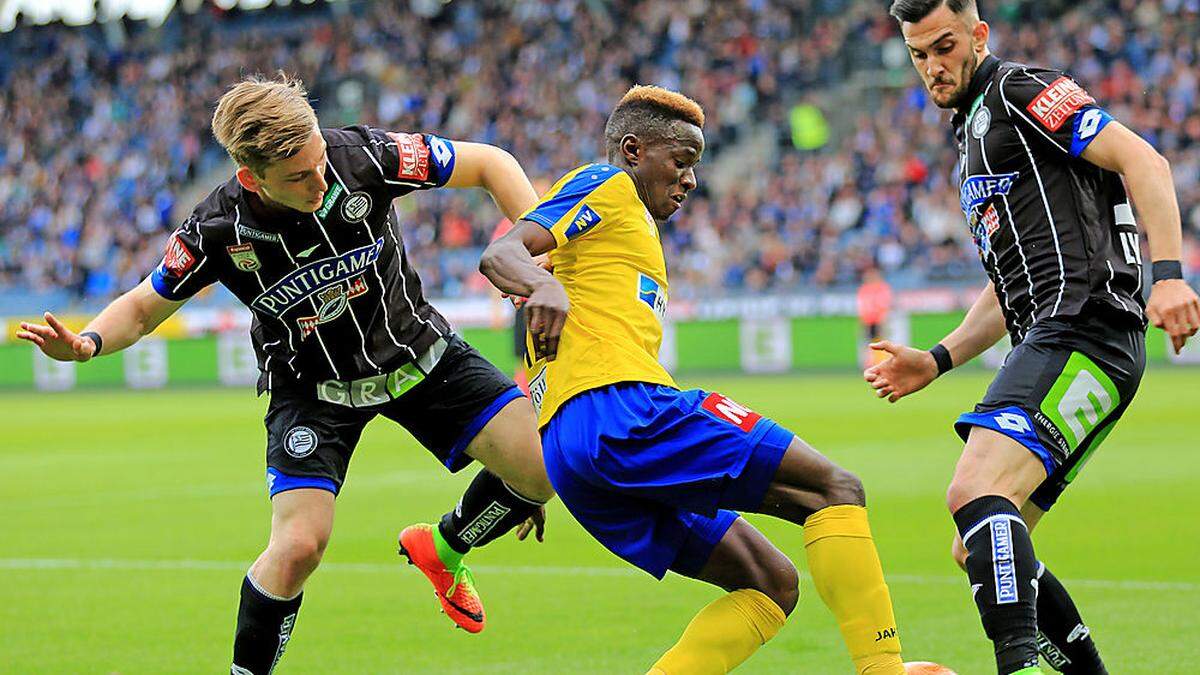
[953,495,1040,675]
[1036,563,1106,673]
[231,574,302,675]
[438,469,544,553]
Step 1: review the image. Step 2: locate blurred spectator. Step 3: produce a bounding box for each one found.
[0,0,1197,309]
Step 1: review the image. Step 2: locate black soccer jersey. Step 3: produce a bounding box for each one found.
[151,126,458,393]
[951,55,1146,341]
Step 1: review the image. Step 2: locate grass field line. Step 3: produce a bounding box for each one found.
[2,556,1196,593]
[3,469,450,513]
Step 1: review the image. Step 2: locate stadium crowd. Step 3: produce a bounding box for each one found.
[1,0,1198,307]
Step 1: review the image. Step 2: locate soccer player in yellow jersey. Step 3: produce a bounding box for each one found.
[480,86,908,674]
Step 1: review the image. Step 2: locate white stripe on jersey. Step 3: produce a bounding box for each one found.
[234,206,298,374]
[359,145,425,188]
[999,71,1068,316]
[276,232,341,380]
[1104,260,1134,313]
[308,213,381,371]
[975,82,1038,337]
[354,141,448,342]
[1000,68,1073,155]
[325,161,414,359]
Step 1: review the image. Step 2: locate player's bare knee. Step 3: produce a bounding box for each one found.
[275,532,328,578]
[762,558,800,616]
[506,467,555,503]
[822,467,866,508]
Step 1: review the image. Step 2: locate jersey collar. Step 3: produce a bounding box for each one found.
[952,54,1001,129]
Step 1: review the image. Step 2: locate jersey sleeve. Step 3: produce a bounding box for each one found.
[519,164,628,247]
[363,127,456,193]
[149,216,218,301]
[999,68,1114,157]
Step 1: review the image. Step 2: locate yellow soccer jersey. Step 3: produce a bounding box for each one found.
[522,163,675,427]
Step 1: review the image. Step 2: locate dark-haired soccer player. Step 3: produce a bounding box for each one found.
[480,85,907,675]
[867,2,1200,674]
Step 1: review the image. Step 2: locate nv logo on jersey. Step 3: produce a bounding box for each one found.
[564,204,601,240]
[960,172,1019,214]
[251,238,383,318]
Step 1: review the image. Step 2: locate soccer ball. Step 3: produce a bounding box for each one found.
[904,662,957,675]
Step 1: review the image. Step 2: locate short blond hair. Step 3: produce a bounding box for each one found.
[211,74,318,175]
[604,85,705,156]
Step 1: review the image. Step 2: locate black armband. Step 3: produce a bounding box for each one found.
[1152,260,1184,283]
[80,331,103,356]
[929,343,954,376]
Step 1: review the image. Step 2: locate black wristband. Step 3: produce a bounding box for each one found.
[929,343,953,376]
[1152,260,1184,283]
[80,331,102,356]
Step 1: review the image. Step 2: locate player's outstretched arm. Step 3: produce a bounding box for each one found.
[480,221,568,360]
[864,282,1006,402]
[17,277,185,362]
[444,141,539,223]
[1081,122,1200,353]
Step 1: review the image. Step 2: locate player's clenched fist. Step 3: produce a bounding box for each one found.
[16,312,97,362]
[863,340,939,403]
[1146,278,1200,354]
[525,277,570,361]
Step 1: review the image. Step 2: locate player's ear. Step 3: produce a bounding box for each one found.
[236,166,263,193]
[620,134,640,167]
[971,20,989,54]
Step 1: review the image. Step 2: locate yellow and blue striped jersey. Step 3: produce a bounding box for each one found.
[522,163,675,427]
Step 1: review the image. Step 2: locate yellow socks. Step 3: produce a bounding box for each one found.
[647,588,786,675]
[803,504,904,675]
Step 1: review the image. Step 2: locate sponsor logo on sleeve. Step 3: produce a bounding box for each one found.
[1026,76,1095,132]
[389,132,431,182]
[226,243,262,272]
[700,392,762,433]
[163,232,197,275]
[251,238,384,318]
[564,204,602,239]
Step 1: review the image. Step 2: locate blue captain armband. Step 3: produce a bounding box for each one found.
[1069,107,1113,157]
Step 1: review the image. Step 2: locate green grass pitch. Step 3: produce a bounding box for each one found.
[3,368,1197,673]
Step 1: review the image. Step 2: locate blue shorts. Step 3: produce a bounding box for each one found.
[541,382,793,579]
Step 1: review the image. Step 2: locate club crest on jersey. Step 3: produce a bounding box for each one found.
[162,232,196,275]
[960,172,1019,214]
[564,204,601,240]
[971,106,992,139]
[296,276,369,338]
[251,237,384,318]
[637,273,668,323]
[226,243,262,272]
[341,191,372,223]
[1027,76,1095,132]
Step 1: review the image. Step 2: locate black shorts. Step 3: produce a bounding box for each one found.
[263,335,524,497]
[953,314,1145,511]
